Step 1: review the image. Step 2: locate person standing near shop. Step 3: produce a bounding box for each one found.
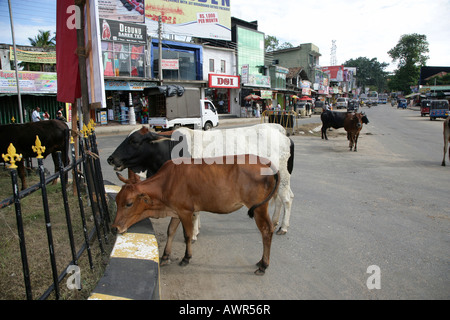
[32,106,42,122]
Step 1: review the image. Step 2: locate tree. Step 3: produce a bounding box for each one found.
[344,57,389,92]
[387,33,429,94]
[28,30,56,48]
[265,35,293,52]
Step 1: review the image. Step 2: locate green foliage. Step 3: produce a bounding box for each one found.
[344,57,389,91]
[265,35,293,52]
[387,33,430,94]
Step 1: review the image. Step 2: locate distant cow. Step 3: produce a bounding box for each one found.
[321,110,369,140]
[0,120,70,189]
[113,155,280,275]
[442,117,450,166]
[344,112,368,152]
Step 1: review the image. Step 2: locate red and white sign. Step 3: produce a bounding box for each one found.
[208,74,240,89]
[161,59,179,70]
[197,12,219,24]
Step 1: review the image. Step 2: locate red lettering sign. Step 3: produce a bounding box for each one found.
[208,74,240,89]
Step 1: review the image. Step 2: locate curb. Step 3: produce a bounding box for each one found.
[88,181,160,300]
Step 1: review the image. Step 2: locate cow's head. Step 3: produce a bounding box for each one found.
[361,113,370,124]
[112,171,166,234]
[107,127,166,173]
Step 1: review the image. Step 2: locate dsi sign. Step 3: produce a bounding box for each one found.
[208,74,240,89]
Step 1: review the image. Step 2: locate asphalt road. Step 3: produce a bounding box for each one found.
[96,105,449,300]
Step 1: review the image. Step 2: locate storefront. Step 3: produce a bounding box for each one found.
[206,74,240,114]
[104,80,157,124]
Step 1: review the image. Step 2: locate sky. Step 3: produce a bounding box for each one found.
[1,0,449,73]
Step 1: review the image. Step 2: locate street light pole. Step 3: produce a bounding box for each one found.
[8,0,24,123]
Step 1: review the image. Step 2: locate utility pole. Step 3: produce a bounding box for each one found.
[8,0,23,123]
[158,16,163,84]
[75,0,90,125]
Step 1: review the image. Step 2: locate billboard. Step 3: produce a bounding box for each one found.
[321,65,344,82]
[101,19,147,44]
[98,0,145,23]
[145,0,231,41]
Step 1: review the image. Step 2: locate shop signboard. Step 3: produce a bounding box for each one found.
[208,74,240,89]
[0,71,57,94]
[104,80,157,91]
[161,59,180,70]
[145,0,231,41]
[261,90,273,99]
[101,19,147,45]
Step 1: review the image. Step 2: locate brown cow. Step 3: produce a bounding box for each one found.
[113,155,280,275]
[344,112,367,152]
[442,117,450,166]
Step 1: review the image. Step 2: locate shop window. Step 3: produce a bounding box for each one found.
[221,60,226,73]
[209,59,214,73]
[102,41,146,78]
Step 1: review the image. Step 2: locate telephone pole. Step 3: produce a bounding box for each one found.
[158,16,163,84]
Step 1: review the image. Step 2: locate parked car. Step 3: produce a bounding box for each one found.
[336,97,348,109]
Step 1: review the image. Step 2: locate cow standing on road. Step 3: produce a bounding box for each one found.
[113,155,280,275]
[344,112,367,152]
[321,110,369,140]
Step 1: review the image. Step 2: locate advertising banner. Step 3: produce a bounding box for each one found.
[145,0,231,41]
[98,0,145,23]
[321,65,344,82]
[9,47,56,64]
[0,71,57,94]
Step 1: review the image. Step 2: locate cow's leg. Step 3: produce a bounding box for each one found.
[192,211,200,242]
[17,160,27,190]
[321,125,328,140]
[178,212,194,266]
[271,196,282,230]
[253,204,274,275]
[161,217,181,266]
[354,132,360,152]
[51,152,60,185]
[276,185,294,235]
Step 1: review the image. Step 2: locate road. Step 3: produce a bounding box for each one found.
[96,105,449,300]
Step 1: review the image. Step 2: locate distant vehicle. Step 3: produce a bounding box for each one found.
[367,91,378,106]
[429,100,449,120]
[145,86,219,131]
[378,93,388,104]
[336,97,349,109]
[347,100,359,112]
[420,100,432,117]
[397,99,407,109]
[314,101,325,114]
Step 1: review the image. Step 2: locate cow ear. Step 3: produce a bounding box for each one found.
[127,169,141,184]
[117,172,129,184]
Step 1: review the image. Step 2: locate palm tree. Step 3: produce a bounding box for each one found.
[28,30,56,48]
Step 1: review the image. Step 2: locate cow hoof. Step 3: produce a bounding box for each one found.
[276,228,287,235]
[254,268,266,276]
[179,258,190,266]
[160,257,171,266]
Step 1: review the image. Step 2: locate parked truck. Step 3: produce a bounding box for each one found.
[144,85,219,131]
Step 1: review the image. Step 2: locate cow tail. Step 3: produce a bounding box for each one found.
[248,170,280,219]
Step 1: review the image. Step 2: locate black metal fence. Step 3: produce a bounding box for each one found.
[0,125,112,300]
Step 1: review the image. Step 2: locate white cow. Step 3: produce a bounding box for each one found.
[172,123,294,237]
